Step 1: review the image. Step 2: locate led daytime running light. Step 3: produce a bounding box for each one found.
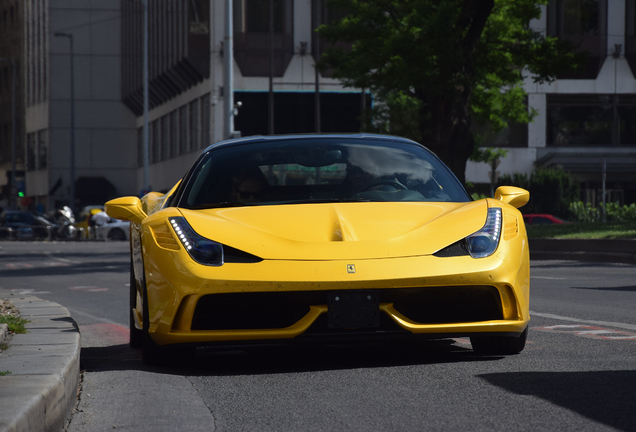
[466,208,502,258]
[169,217,224,266]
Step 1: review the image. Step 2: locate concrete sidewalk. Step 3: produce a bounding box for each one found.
[0,289,80,432]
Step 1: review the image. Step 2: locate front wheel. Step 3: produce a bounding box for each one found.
[140,271,195,366]
[129,262,143,348]
[470,327,528,355]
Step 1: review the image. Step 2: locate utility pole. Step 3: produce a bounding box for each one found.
[268,0,274,134]
[54,33,76,211]
[142,0,149,192]
[0,57,17,208]
[224,0,234,139]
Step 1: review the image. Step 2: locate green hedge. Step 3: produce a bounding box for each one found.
[569,201,636,222]
[498,167,580,218]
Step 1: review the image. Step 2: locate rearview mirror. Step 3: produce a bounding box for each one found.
[495,186,529,209]
[105,196,146,224]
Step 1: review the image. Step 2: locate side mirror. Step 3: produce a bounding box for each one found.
[495,186,529,209]
[143,191,165,215]
[105,196,146,225]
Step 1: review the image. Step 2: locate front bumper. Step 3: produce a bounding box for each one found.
[141,246,530,347]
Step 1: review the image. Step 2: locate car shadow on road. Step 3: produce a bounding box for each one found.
[479,370,636,432]
[78,339,500,376]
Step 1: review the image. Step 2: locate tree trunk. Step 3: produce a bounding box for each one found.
[419,95,474,185]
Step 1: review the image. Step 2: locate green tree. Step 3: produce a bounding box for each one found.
[317,0,582,183]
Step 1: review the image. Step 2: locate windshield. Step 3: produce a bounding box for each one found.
[178,138,470,208]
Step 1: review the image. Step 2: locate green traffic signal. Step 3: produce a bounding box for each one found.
[18,191,24,197]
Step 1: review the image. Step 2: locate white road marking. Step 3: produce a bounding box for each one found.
[533,324,636,340]
[69,286,109,292]
[531,276,566,280]
[531,310,636,331]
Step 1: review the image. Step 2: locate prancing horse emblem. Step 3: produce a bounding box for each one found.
[347,264,356,274]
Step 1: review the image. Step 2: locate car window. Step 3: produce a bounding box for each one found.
[179,138,470,208]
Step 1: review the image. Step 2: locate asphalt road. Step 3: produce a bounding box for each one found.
[1,241,635,431]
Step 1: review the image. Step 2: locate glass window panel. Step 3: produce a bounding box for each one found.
[189,99,199,150]
[617,107,636,145]
[562,0,599,35]
[245,0,285,33]
[37,129,47,169]
[26,132,36,171]
[201,94,210,149]
[170,110,178,158]
[179,105,188,154]
[547,105,612,146]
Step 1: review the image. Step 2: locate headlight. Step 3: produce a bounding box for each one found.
[169,217,224,266]
[466,208,502,258]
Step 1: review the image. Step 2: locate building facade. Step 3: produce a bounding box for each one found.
[3,0,635,212]
[467,0,636,205]
[0,0,24,209]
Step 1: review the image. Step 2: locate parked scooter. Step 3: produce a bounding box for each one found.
[53,206,77,239]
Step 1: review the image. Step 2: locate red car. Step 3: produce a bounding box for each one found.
[523,214,566,225]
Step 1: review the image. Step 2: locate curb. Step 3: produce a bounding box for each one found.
[529,238,636,264]
[0,290,81,432]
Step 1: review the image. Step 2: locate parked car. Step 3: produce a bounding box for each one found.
[0,211,58,240]
[523,214,567,225]
[106,133,531,365]
[95,218,130,241]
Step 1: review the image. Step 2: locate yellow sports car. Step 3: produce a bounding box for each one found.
[106,134,530,365]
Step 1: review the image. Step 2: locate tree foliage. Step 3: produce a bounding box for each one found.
[317,0,582,183]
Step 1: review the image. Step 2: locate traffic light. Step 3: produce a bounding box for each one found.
[15,179,25,198]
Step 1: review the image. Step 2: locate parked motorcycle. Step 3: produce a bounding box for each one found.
[53,206,77,239]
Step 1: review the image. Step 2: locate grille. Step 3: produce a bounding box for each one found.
[190,286,504,330]
[388,286,503,324]
[434,240,469,257]
[191,292,315,330]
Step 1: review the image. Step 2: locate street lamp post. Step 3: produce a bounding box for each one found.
[54,32,76,211]
[0,57,17,209]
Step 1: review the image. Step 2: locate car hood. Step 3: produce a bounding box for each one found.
[178,201,488,260]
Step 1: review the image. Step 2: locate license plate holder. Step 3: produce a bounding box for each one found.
[328,290,380,329]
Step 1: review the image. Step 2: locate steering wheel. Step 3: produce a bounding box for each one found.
[356,179,408,194]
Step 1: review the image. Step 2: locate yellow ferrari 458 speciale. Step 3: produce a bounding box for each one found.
[106,134,530,365]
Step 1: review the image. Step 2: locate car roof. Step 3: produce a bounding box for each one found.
[202,133,423,153]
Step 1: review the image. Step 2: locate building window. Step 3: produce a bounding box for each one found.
[547,0,607,79]
[151,120,158,164]
[26,132,36,171]
[233,91,367,137]
[311,0,350,77]
[547,94,636,146]
[137,127,143,168]
[200,94,210,149]
[170,110,178,158]
[233,0,294,77]
[189,99,199,150]
[179,105,188,154]
[37,129,47,169]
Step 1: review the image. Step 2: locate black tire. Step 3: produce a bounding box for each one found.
[141,271,163,365]
[129,262,143,348]
[140,270,195,366]
[108,228,126,241]
[470,327,528,355]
